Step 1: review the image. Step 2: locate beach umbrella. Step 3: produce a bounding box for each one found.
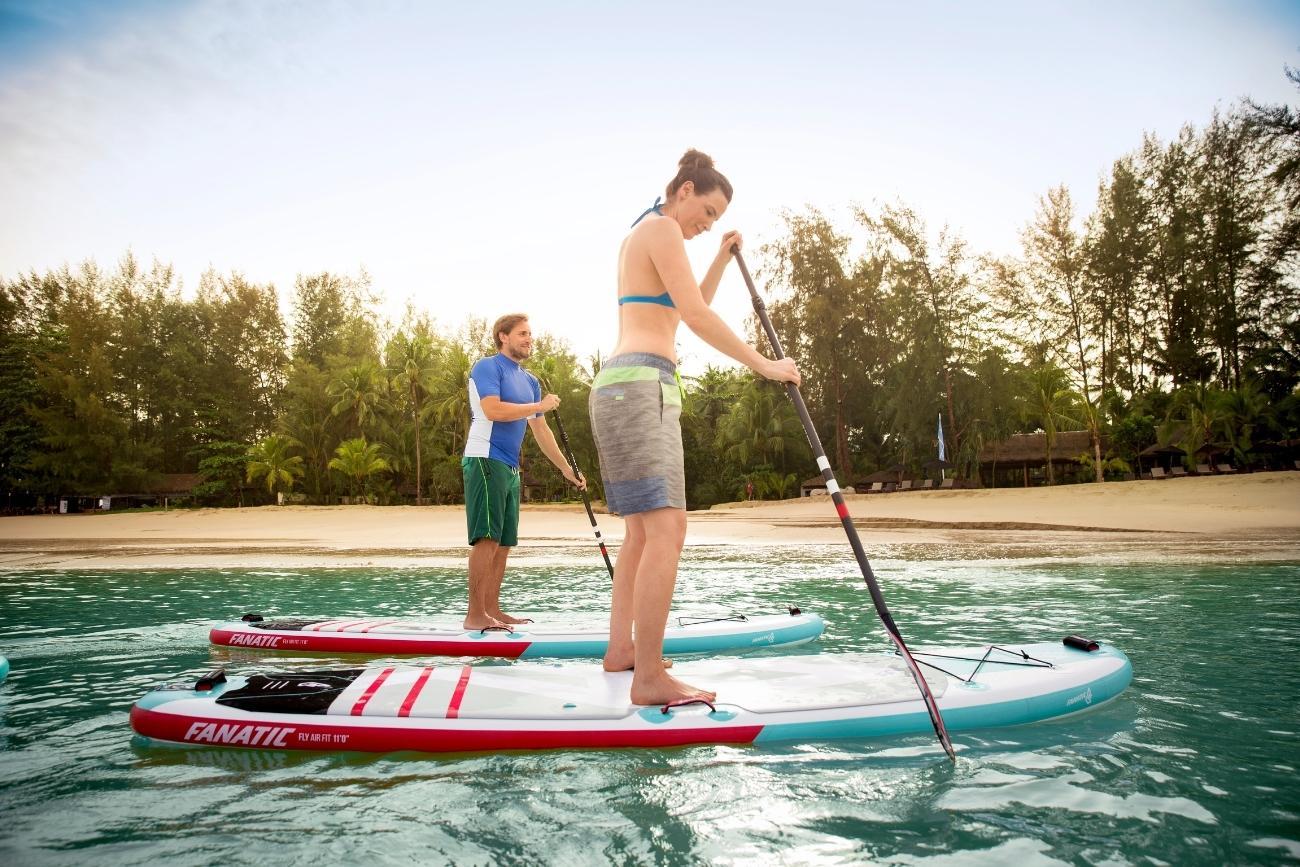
[923,457,954,480]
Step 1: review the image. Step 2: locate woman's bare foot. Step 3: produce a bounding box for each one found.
[490,610,530,625]
[603,646,673,672]
[630,670,715,706]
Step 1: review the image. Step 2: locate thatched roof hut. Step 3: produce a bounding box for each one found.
[800,475,828,496]
[855,469,901,485]
[978,431,1100,487]
[151,473,201,495]
[978,431,1095,464]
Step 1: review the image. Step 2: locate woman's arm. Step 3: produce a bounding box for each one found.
[645,221,799,384]
[697,231,741,305]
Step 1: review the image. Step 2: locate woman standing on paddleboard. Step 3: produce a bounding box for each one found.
[589,150,800,706]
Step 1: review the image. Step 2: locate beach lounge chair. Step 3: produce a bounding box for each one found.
[1215,463,1236,474]
[867,482,884,494]
[1170,466,1187,477]
[918,479,934,489]
[1196,463,1213,475]
[1149,467,1169,480]
[939,478,955,489]
[897,480,913,492]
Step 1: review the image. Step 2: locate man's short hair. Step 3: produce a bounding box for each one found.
[492,313,529,350]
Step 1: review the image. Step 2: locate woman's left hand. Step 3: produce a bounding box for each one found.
[718,230,742,258]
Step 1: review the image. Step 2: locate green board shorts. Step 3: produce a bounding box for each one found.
[462,456,521,546]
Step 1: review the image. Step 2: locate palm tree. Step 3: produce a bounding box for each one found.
[1172,383,1226,460]
[1072,390,1108,482]
[245,434,305,500]
[388,332,438,504]
[430,341,474,445]
[717,380,808,472]
[328,437,390,500]
[328,363,385,436]
[1218,379,1272,468]
[1022,363,1078,484]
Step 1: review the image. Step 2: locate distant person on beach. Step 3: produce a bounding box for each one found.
[589,149,800,705]
[463,314,585,630]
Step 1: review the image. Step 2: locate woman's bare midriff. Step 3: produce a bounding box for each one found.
[610,305,680,362]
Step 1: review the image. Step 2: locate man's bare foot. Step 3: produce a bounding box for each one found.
[489,611,531,625]
[462,614,506,631]
[630,671,715,706]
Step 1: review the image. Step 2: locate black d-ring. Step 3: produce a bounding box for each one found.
[478,625,514,635]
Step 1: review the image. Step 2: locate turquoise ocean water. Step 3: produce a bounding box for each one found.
[0,546,1297,865]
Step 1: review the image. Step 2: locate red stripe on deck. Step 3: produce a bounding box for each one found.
[360,620,397,633]
[350,667,394,715]
[446,666,472,719]
[399,667,434,717]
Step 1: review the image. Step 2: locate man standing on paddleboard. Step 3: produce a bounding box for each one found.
[589,150,800,705]
[463,314,585,629]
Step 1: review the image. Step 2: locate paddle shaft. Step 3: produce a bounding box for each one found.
[550,407,615,580]
[731,248,956,761]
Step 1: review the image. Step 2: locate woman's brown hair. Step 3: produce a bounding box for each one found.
[665,149,733,202]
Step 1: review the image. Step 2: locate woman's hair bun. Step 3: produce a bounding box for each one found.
[665,147,732,202]
[679,149,714,171]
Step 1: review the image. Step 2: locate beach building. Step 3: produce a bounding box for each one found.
[977,431,1101,488]
[92,473,202,511]
[800,475,829,497]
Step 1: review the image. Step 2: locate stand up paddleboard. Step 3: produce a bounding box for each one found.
[132,638,1131,754]
[210,609,824,658]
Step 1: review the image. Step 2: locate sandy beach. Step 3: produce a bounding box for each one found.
[0,472,1296,569]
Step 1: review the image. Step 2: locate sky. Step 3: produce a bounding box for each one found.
[2,0,1298,374]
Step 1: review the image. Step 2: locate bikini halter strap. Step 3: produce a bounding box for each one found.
[630,196,664,228]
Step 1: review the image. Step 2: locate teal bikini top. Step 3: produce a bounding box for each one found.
[619,197,675,308]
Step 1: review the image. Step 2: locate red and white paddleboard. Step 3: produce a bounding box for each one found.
[132,640,1132,754]
[210,609,825,658]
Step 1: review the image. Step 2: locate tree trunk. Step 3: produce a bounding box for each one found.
[943,366,957,465]
[834,375,850,479]
[1093,427,1104,483]
[414,408,423,506]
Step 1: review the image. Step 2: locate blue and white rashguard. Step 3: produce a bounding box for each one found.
[464,353,542,469]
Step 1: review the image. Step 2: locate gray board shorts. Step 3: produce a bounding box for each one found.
[588,352,686,515]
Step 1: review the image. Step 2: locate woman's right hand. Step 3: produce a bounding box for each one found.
[758,356,801,386]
